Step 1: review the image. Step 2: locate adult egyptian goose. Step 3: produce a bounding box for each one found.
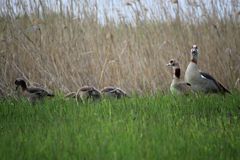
[184,45,230,94]
[101,86,129,99]
[65,86,101,102]
[15,78,54,104]
[167,59,192,95]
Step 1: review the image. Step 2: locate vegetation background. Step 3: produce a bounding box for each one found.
[0,0,239,95]
[0,1,240,159]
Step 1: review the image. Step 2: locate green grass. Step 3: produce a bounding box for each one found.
[0,92,240,160]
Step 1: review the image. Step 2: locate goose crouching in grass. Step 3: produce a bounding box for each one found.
[101,86,129,99]
[184,45,230,94]
[65,86,101,102]
[15,78,54,104]
[167,59,192,95]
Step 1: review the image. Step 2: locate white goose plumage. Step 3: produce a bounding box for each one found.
[184,45,230,94]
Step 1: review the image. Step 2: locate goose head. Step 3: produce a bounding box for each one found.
[190,44,199,63]
[166,59,181,79]
[166,59,179,68]
[15,78,27,90]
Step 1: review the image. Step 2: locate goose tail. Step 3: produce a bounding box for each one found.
[217,82,231,94]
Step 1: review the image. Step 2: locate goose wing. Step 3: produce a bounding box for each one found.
[101,87,115,93]
[79,86,94,92]
[101,87,129,98]
[174,82,192,94]
[28,87,54,97]
[200,72,230,94]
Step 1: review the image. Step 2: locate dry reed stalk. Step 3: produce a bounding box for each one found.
[0,0,239,95]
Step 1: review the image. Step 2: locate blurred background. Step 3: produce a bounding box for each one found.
[0,0,239,96]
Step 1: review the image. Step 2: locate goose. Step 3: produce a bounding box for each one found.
[167,59,192,95]
[15,78,54,104]
[65,86,101,102]
[101,86,129,99]
[184,45,230,94]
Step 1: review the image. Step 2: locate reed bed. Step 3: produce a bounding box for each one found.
[0,0,239,96]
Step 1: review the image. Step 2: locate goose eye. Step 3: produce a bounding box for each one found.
[170,60,173,63]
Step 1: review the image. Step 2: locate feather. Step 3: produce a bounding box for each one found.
[200,72,230,94]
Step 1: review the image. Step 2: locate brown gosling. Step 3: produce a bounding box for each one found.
[101,86,129,99]
[65,86,101,102]
[15,78,54,104]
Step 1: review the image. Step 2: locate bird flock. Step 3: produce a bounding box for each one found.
[14,45,230,104]
[168,45,230,95]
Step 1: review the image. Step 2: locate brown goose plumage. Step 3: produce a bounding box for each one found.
[101,86,129,99]
[65,86,101,102]
[15,78,54,104]
[167,59,192,95]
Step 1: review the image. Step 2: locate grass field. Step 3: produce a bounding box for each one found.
[0,92,240,160]
[1,0,240,94]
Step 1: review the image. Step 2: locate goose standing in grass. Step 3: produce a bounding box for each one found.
[184,45,230,94]
[15,78,54,104]
[167,59,192,95]
[101,86,129,99]
[65,86,101,102]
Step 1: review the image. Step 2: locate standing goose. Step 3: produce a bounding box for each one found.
[184,45,230,94]
[101,86,129,99]
[15,78,54,104]
[65,86,101,102]
[167,59,192,95]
